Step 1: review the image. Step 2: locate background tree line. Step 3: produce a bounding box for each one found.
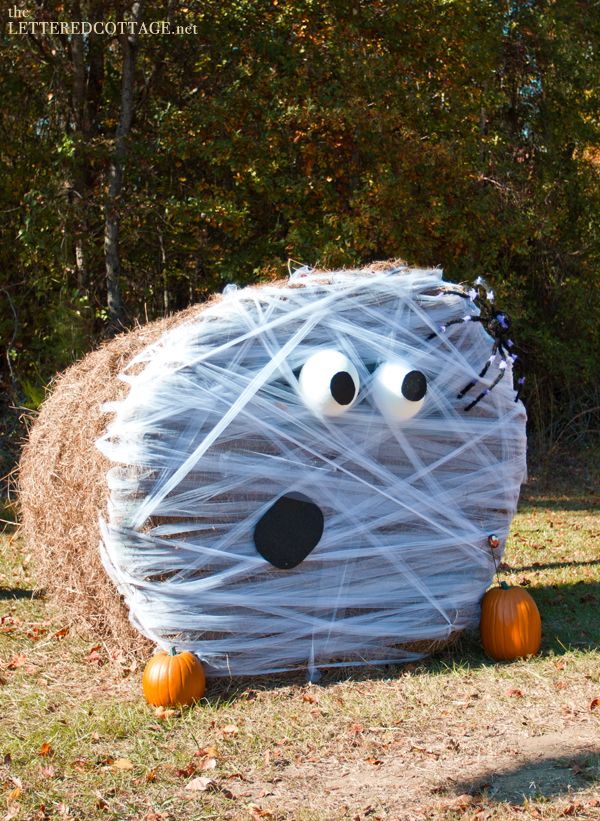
[1,0,599,490]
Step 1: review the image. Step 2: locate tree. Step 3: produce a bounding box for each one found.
[0,0,598,448]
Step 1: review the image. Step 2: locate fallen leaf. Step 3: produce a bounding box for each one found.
[4,752,12,766]
[145,768,157,782]
[350,723,363,734]
[220,724,239,736]
[302,692,318,704]
[224,771,250,781]
[154,706,177,720]
[39,741,54,757]
[52,627,69,640]
[247,805,274,819]
[196,755,217,771]
[194,745,218,759]
[561,803,583,817]
[185,776,216,792]
[86,645,105,665]
[40,764,56,778]
[365,756,383,765]
[6,786,21,804]
[506,688,524,698]
[7,653,27,670]
[112,758,134,770]
[590,697,600,710]
[175,762,196,778]
[26,626,48,641]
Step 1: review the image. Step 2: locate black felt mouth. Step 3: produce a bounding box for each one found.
[253,493,325,570]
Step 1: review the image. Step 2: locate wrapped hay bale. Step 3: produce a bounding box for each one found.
[19,264,527,676]
[18,303,206,655]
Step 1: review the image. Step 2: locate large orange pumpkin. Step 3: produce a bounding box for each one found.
[480,582,542,661]
[142,647,206,706]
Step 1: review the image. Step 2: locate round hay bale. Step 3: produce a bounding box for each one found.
[18,304,206,655]
[19,264,527,676]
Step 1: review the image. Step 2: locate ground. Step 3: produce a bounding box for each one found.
[0,450,598,820]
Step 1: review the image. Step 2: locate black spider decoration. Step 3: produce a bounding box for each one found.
[427,279,525,411]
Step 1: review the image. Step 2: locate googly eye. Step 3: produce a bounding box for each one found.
[298,349,360,417]
[372,360,427,421]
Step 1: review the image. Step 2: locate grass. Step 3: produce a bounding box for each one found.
[0,451,599,820]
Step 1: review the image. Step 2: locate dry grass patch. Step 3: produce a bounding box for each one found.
[1,451,599,820]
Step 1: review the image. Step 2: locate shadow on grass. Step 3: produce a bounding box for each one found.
[205,581,599,703]
[451,747,600,804]
[0,587,45,600]
[519,496,600,512]
[512,559,600,573]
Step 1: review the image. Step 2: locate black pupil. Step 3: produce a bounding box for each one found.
[401,370,427,401]
[330,371,356,405]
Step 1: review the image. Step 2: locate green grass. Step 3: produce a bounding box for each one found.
[1,453,599,820]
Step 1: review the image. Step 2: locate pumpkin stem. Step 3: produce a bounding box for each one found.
[500,581,510,590]
[169,646,177,656]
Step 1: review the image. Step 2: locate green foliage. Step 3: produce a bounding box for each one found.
[0,0,598,447]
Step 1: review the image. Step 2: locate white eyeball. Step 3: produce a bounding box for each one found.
[298,349,360,417]
[372,360,427,421]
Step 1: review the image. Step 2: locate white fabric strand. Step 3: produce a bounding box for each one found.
[97,268,527,676]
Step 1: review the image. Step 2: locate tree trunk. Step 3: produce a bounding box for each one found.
[104,1,143,332]
[69,1,89,291]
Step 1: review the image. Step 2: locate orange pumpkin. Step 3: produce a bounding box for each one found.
[142,647,206,706]
[480,582,542,661]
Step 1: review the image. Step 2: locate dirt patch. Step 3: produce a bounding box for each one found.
[243,727,599,817]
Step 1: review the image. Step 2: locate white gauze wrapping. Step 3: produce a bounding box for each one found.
[96,267,527,677]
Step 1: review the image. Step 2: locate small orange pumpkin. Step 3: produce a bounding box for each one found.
[480,581,541,661]
[142,647,206,706]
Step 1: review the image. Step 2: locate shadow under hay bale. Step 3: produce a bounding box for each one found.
[18,263,527,673]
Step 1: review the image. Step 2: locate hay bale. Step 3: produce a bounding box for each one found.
[18,304,206,654]
[18,263,527,675]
